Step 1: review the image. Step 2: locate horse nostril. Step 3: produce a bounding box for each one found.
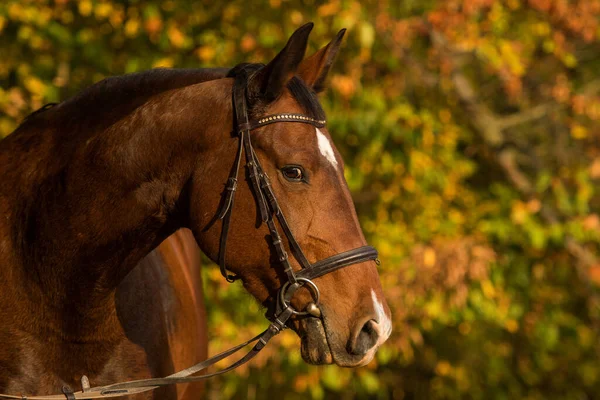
[347,319,380,356]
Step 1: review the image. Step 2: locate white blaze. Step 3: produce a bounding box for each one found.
[371,289,392,344]
[316,128,338,169]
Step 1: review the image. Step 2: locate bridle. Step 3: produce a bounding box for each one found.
[0,67,379,399]
[217,66,379,313]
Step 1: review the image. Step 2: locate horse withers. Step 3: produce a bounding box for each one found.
[0,23,391,399]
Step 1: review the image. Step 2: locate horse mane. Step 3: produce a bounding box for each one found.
[16,68,231,132]
[17,65,325,134]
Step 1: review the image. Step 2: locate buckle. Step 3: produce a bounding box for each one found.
[62,386,75,400]
[226,177,238,191]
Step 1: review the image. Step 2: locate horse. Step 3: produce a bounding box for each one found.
[0,23,391,399]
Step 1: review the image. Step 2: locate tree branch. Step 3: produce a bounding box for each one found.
[497,103,556,130]
[429,29,599,289]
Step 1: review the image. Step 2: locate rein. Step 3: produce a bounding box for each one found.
[0,69,378,400]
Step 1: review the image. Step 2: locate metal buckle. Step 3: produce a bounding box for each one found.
[62,386,75,400]
[278,277,321,317]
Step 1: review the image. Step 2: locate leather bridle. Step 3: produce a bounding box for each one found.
[217,66,379,310]
[0,67,379,399]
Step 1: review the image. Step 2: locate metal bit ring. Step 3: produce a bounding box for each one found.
[279,278,321,316]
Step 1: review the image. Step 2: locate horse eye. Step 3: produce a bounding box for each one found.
[281,166,305,182]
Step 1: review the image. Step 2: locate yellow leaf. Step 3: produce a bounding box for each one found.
[109,9,124,28]
[435,360,452,376]
[8,3,23,20]
[168,26,185,48]
[481,279,495,299]
[290,10,303,25]
[505,319,519,333]
[24,76,46,96]
[533,22,550,36]
[359,22,375,49]
[507,0,521,10]
[280,330,296,347]
[78,0,92,17]
[195,46,216,62]
[317,1,340,17]
[94,3,112,20]
[423,247,436,267]
[152,58,174,68]
[511,201,528,224]
[589,157,600,178]
[402,176,416,192]
[125,18,140,38]
[585,101,600,120]
[570,124,587,139]
[563,53,577,68]
[381,190,395,204]
[499,40,525,76]
[0,118,16,138]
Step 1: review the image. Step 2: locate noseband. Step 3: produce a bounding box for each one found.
[0,69,379,399]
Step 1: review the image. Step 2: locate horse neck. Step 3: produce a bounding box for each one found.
[0,78,232,335]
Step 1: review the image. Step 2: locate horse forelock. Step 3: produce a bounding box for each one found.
[227,62,326,122]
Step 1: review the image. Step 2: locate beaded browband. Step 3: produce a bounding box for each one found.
[249,113,326,130]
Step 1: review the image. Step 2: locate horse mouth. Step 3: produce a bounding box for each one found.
[299,317,333,365]
[298,314,376,367]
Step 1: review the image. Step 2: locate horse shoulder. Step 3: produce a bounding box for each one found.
[116,228,207,399]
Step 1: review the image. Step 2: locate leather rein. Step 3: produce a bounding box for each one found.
[0,69,378,399]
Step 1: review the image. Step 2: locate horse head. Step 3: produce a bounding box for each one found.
[190,24,391,367]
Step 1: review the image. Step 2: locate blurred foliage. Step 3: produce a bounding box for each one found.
[2,0,600,399]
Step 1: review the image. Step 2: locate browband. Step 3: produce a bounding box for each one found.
[248,113,326,131]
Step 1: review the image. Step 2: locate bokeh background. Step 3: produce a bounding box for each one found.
[2,0,600,399]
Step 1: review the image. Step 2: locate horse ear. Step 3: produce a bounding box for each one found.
[297,29,346,93]
[248,23,313,102]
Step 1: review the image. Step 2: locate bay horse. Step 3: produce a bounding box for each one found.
[0,23,391,399]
